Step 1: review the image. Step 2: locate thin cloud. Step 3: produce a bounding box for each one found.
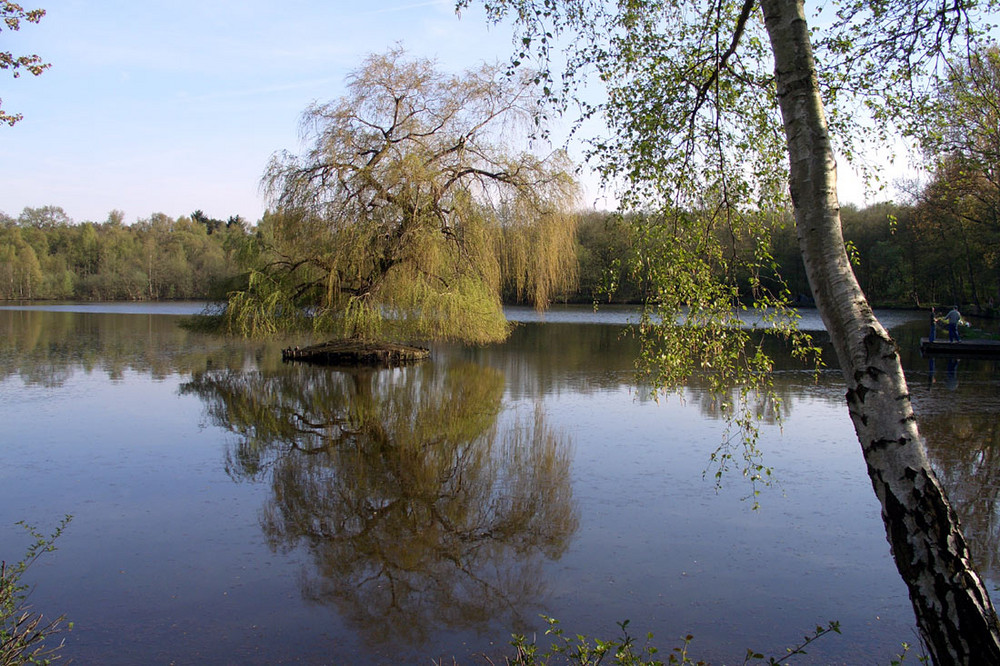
[360,1,451,15]
[180,78,343,103]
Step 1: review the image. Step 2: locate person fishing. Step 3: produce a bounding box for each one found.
[943,305,963,343]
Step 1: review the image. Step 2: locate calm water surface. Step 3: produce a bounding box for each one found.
[1,304,997,664]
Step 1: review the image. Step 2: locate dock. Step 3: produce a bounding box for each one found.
[282,340,430,366]
[920,337,1000,358]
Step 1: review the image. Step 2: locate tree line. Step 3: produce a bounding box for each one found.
[570,194,999,313]
[2,193,997,312]
[0,206,245,301]
[7,44,1000,315]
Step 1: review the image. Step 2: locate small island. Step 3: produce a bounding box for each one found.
[281,340,430,366]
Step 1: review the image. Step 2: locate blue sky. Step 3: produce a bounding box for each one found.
[1,0,905,225]
[0,1,536,224]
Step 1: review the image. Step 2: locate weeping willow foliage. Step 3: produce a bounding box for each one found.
[500,198,580,306]
[181,361,578,640]
[224,48,580,343]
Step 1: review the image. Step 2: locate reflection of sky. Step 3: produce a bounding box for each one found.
[0,301,927,332]
[0,369,340,663]
[506,304,926,331]
[0,301,214,316]
[0,305,979,664]
[514,382,911,663]
[1,2,524,225]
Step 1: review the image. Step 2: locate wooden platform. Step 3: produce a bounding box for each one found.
[920,337,1000,358]
[281,340,430,366]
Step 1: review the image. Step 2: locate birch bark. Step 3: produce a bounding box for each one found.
[760,0,1000,660]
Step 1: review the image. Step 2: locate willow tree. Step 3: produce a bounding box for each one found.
[181,361,577,642]
[224,49,579,343]
[461,0,1000,661]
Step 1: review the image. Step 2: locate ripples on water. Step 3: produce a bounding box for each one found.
[1,302,994,665]
[0,300,925,331]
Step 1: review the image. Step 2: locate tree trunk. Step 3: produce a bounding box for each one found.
[759,0,1000,662]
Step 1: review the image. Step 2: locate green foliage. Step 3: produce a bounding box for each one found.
[888,642,931,665]
[573,211,643,303]
[223,48,580,343]
[1,195,994,313]
[2,192,993,313]
[1,516,72,665]
[182,362,577,642]
[221,270,308,337]
[506,618,666,665]
[619,205,821,493]
[0,207,246,301]
[489,617,843,666]
[460,0,831,484]
[910,44,1000,309]
[741,621,842,665]
[1,1,49,127]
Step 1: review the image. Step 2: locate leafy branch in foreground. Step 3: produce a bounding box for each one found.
[441,616,843,665]
[0,1,50,127]
[1,516,72,665]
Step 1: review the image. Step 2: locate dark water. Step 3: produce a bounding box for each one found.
[1,304,997,664]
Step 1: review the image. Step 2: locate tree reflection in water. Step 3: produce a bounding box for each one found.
[181,360,577,645]
[915,382,1000,583]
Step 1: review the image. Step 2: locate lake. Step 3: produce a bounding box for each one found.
[1,303,997,664]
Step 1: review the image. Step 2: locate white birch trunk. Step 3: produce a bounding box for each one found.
[759,0,1000,661]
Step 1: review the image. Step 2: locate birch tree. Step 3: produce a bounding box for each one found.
[458,0,1000,661]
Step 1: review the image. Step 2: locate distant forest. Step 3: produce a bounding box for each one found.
[1,201,997,313]
[0,207,245,301]
[577,201,998,313]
